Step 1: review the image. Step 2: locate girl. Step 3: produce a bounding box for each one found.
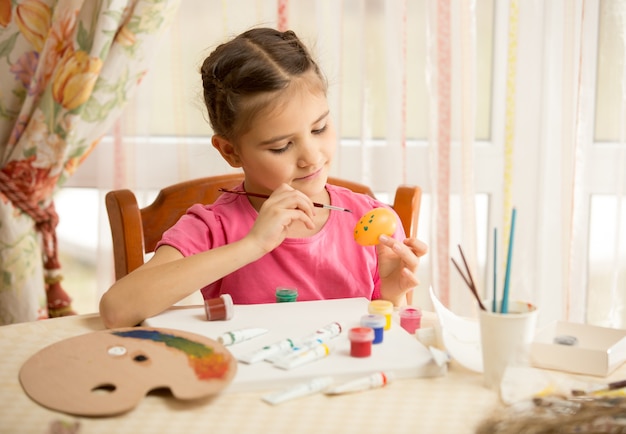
[99,28,428,329]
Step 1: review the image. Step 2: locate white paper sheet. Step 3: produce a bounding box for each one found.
[429,287,483,372]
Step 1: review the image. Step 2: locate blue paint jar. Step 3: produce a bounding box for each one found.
[360,314,386,344]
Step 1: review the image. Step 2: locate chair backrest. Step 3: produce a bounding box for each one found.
[105,173,422,282]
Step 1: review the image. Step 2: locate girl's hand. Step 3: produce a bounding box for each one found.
[377,235,428,306]
[246,184,316,254]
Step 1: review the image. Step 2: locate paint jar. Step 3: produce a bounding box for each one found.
[399,306,422,334]
[275,287,298,303]
[348,327,375,358]
[360,314,386,344]
[368,300,394,330]
[204,294,234,321]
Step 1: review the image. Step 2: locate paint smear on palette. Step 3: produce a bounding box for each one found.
[112,329,231,380]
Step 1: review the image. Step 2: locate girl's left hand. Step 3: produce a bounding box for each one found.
[377,235,428,305]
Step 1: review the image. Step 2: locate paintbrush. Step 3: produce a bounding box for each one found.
[571,379,626,397]
[451,244,487,311]
[218,188,353,213]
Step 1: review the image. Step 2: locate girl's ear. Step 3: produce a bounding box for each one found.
[212,135,242,167]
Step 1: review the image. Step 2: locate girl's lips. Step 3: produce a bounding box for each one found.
[296,168,322,181]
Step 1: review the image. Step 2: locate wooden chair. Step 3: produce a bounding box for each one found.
[105,173,422,301]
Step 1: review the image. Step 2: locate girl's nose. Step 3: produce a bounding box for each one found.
[297,141,321,167]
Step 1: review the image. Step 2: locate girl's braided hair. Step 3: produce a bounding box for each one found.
[200,28,326,140]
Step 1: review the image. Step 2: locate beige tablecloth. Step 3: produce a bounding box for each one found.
[0,312,503,434]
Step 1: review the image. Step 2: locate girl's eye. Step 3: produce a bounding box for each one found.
[269,143,291,154]
[312,125,327,135]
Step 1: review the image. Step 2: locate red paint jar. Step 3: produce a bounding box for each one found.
[204,294,234,321]
[348,327,375,358]
[399,306,422,334]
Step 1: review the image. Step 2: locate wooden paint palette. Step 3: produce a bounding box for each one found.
[19,327,237,416]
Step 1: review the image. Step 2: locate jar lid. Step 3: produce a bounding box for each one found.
[360,314,386,328]
[399,306,422,319]
[368,300,393,314]
[220,294,234,319]
[348,327,375,342]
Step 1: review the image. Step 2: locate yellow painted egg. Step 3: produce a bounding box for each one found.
[354,207,398,246]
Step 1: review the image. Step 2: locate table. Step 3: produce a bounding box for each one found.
[0,311,502,434]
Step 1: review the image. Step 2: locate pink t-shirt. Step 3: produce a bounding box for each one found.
[156,183,406,304]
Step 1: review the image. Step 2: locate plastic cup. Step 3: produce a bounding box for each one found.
[399,306,422,334]
[479,301,538,390]
[275,287,298,303]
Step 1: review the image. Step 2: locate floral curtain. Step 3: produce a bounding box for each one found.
[0,0,180,325]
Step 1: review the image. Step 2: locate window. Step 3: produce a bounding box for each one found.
[58,1,625,326]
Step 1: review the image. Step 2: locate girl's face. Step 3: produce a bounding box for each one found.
[216,78,336,201]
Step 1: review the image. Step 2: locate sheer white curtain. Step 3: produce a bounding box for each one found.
[65,0,626,328]
[467,0,626,327]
